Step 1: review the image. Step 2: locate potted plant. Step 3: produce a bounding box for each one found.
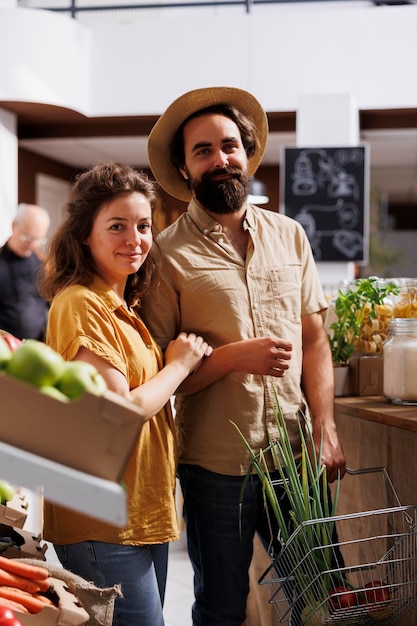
[327,277,399,395]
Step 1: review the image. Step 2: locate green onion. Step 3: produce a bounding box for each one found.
[232,390,345,623]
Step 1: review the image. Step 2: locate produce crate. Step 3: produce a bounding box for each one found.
[0,491,28,529]
[259,467,417,625]
[17,577,89,626]
[0,524,47,560]
[0,373,145,482]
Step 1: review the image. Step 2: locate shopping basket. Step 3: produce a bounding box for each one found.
[258,467,417,625]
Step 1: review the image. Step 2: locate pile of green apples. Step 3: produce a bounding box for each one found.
[0,334,107,403]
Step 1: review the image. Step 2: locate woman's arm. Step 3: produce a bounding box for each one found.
[74,331,209,419]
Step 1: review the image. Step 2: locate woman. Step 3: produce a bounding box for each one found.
[41,161,210,626]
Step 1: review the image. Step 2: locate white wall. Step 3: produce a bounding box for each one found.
[0,8,91,114]
[0,108,17,244]
[1,4,417,118]
[37,174,71,240]
[89,3,417,116]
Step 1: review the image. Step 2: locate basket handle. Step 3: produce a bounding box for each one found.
[346,466,402,508]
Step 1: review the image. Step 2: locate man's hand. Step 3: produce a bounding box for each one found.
[230,337,293,378]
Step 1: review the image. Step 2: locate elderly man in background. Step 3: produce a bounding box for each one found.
[0,203,50,340]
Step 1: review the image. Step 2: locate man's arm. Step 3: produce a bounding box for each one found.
[301,311,346,483]
[177,336,293,394]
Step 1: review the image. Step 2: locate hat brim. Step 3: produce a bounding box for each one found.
[147,86,268,202]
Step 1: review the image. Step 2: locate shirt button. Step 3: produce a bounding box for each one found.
[218,237,224,243]
[203,229,209,235]
[253,302,258,309]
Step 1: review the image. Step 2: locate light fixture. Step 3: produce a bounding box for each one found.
[248,177,269,205]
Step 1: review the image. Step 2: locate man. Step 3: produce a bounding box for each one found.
[143,86,346,626]
[0,203,50,340]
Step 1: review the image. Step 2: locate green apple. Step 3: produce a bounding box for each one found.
[0,336,12,370]
[6,339,65,388]
[40,385,70,403]
[57,361,107,399]
[0,480,15,505]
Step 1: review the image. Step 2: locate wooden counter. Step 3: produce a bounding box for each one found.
[334,395,417,626]
[334,394,417,432]
[334,395,417,507]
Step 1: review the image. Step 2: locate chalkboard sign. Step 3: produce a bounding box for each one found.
[281,146,369,263]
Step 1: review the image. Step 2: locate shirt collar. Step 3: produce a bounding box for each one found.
[188,198,256,234]
[89,275,125,313]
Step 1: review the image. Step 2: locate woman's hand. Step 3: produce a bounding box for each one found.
[165,332,212,377]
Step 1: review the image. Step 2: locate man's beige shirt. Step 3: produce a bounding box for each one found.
[143,201,327,475]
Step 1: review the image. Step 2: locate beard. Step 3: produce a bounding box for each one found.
[189,167,250,214]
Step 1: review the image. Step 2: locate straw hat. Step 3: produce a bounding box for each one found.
[147,86,268,202]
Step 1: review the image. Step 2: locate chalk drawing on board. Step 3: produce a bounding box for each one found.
[282,146,368,263]
[294,199,362,260]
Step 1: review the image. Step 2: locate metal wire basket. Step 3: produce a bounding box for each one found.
[259,467,417,625]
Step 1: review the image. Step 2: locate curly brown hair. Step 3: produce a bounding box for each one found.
[41,162,161,309]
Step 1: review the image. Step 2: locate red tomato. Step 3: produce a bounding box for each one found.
[329,585,359,610]
[0,607,14,619]
[363,580,392,607]
[0,606,22,625]
[360,580,393,620]
[362,580,390,603]
[1,334,22,352]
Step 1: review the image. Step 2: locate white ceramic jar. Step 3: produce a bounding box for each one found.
[383,318,417,405]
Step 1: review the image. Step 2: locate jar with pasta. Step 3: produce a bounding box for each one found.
[354,281,396,356]
[393,277,417,318]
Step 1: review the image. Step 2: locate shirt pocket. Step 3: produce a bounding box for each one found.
[261,265,302,322]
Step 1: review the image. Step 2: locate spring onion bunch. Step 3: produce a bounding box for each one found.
[232,390,344,624]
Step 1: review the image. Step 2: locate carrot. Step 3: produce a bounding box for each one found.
[0,556,49,581]
[0,596,30,614]
[0,586,46,614]
[33,593,55,606]
[0,569,42,594]
[34,577,52,593]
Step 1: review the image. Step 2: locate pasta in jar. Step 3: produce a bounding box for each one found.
[354,299,395,355]
[393,279,417,318]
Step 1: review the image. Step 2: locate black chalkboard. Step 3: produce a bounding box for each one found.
[281,146,369,263]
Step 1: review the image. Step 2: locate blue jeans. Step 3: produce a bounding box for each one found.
[178,464,287,626]
[54,540,168,626]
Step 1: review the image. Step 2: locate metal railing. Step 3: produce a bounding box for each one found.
[17,0,413,18]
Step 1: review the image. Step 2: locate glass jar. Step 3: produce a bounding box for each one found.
[393,278,417,318]
[383,318,417,405]
[355,279,396,356]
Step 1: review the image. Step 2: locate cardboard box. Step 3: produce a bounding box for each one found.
[0,374,145,482]
[349,354,384,396]
[0,491,28,529]
[18,577,89,626]
[0,523,47,559]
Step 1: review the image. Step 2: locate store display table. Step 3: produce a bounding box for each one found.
[334,395,417,626]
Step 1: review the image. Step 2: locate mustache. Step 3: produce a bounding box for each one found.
[206,166,243,181]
